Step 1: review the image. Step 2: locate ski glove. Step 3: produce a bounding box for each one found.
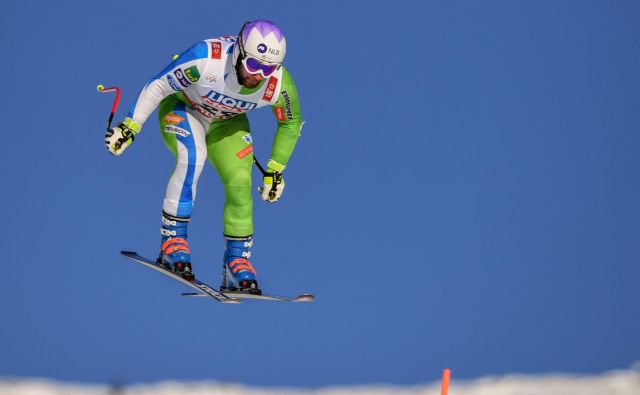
[259,159,286,203]
[105,117,141,156]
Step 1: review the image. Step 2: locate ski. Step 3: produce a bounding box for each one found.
[121,251,241,303]
[182,291,314,302]
[121,251,314,303]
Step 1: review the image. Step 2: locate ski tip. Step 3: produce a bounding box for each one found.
[294,294,315,302]
[121,250,136,256]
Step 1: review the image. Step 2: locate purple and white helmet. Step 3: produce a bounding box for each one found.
[235,20,287,64]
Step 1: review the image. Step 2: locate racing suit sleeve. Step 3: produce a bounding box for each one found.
[126,41,210,127]
[270,66,304,166]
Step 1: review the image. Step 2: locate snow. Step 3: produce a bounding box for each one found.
[2,368,640,395]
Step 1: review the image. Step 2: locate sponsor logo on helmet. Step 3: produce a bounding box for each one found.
[167,75,181,91]
[268,48,280,56]
[185,66,200,82]
[173,69,191,87]
[163,113,185,125]
[257,43,267,53]
[262,76,278,101]
[236,145,254,159]
[242,134,253,144]
[164,125,191,137]
[210,42,221,59]
[204,90,257,111]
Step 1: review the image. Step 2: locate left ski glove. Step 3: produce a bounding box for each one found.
[259,159,286,203]
[105,117,141,156]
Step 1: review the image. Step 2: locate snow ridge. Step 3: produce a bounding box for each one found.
[1,368,640,395]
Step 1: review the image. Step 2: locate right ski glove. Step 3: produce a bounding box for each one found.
[259,159,286,203]
[105,117,141,156]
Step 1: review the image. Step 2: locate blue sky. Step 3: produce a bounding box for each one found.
[1,0,639,389]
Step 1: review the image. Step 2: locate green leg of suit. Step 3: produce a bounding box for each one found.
[206,115,254,237]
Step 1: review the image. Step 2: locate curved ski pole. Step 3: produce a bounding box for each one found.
[96,84,121,131]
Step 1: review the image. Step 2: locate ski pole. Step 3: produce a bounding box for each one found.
[253,155,268,176]
[96,84,121,132]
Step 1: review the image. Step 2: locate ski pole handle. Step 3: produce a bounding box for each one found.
[96,84,121,131]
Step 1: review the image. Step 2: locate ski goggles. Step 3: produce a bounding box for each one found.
[242,56,280,78]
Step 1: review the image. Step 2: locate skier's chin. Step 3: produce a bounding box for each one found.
[243,79,261,88]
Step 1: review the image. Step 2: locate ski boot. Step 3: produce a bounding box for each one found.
[157,212,195,281]
[221,236,261,295]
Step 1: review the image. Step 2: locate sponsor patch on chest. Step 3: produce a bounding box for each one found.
[203,90,257,112]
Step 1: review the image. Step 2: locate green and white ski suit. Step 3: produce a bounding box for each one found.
[126,36,303,237]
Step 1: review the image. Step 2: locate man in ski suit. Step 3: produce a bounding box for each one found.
[105,20,303,295]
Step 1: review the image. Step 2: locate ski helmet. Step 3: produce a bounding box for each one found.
[235,20,287,65]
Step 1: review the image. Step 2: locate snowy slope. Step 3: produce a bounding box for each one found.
[1,368,639,395]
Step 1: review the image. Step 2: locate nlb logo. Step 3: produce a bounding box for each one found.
[257,43,267,53]
[204,91,256,111]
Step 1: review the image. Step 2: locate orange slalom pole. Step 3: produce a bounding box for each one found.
[441,368,451,395]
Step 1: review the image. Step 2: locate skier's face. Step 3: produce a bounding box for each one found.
[239,62,265,88]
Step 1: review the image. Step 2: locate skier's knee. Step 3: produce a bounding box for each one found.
[224,167,251,205]
[176,157,205,174]
[224,165,251,187]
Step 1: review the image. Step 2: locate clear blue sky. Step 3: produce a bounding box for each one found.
[1,0,639,388]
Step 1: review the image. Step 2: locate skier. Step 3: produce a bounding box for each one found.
[105,20,303,295]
